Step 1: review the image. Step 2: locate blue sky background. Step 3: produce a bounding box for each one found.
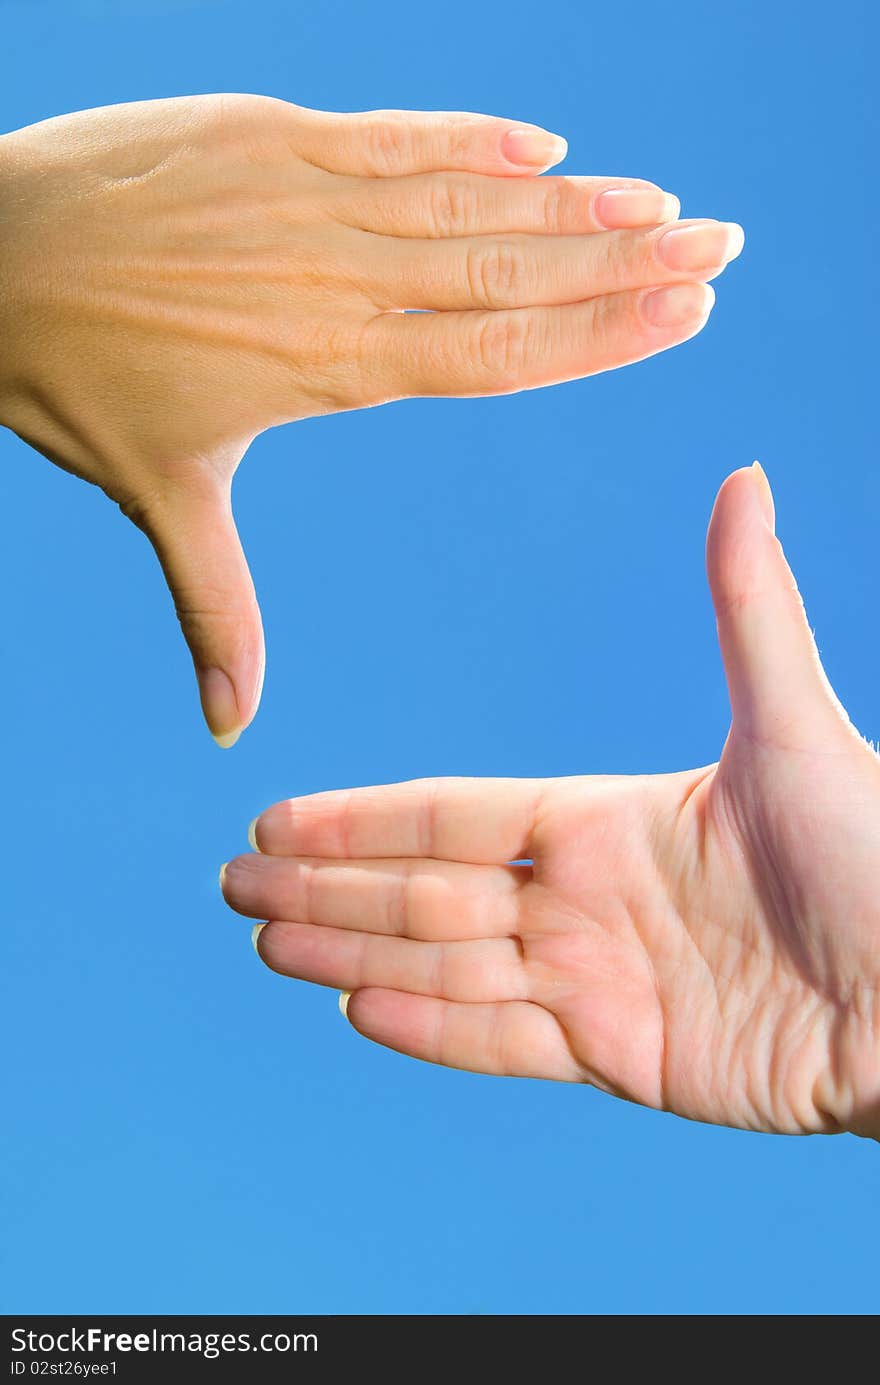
[1,0,877,1315]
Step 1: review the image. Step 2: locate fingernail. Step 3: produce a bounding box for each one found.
[247,817,260,852]
[594,187,680,229]
[251,922,266,956]
[197,667,242,749]
[751,461,776,533]
[657,220,745,272]
[219,861,228,890]
[641,282,715,329]
[338,991,351,1019]
[501,127,568,168]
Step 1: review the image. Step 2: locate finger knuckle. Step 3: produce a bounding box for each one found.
[472,311,534,390]
[292,318,382,413]
[346,318,400,408]
[401,866,437,939]
[217,92,290,125]
[465,886,497,937]
[585,290,629,354]
[605,229,642,284]
[447,950,484,1001]
[173,591,240,635]
[541,177,582,234]
[200,93,295,162]
[445,118,480,163]
[428,178,478,236]
[466,240,530,309]
[362,116,415,174]
[397,864,418,936]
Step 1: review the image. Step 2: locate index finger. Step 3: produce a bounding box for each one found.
[250,777,546,864]
[288,105,568,177]
[336,172,680,238]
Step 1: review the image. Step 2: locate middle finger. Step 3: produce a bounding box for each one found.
[364,218,744,312]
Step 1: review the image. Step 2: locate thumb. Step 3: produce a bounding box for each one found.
[706,462,850,748]
[144,482,265,748]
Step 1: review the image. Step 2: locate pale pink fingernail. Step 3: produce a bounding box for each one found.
[657,220,745,272]
[501,127,568,168]
[751,461,776,533]
[594,187,680,228]
[197,667,242,749]
[641,282,716,329]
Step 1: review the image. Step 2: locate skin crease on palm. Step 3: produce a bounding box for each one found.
[0,93,744,745]
[222,465,880,1141]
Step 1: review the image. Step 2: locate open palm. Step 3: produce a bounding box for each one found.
[223,465,880,1137]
